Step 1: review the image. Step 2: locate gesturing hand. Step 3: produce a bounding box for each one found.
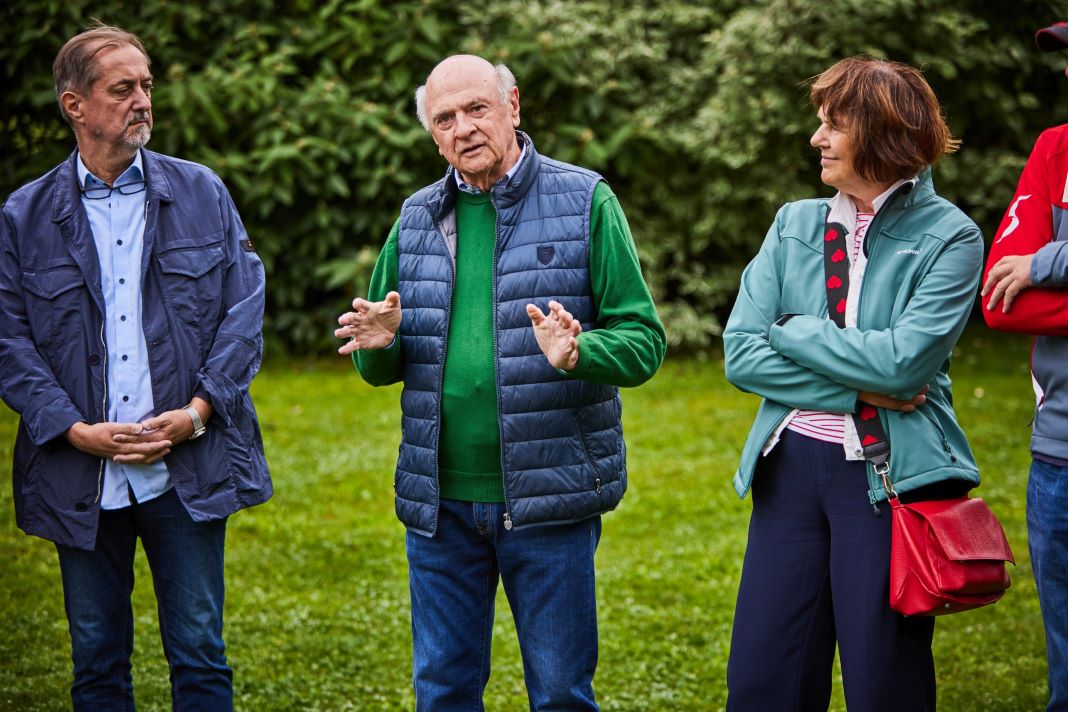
[981,254,1034,313]
[336,291,402,355]
[526,300,581,371]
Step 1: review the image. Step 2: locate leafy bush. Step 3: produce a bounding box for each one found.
[2,0,1064,354]
[462,0,1067,347]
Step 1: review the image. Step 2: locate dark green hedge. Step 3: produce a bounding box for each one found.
[3,0,1066,354]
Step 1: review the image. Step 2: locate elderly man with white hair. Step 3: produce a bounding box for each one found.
[336,54,665,710]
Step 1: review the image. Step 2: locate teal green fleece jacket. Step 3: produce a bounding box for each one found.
[723,170,984,505]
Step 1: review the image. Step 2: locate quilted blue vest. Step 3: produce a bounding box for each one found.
[394,134,626,536]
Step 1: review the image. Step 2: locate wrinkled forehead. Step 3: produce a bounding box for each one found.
[91,43,152,83]
[426,59,497,101]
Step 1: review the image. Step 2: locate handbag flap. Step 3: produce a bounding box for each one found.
[908,497,1015,564]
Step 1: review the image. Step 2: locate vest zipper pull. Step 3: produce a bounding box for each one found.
[503,512,513,531]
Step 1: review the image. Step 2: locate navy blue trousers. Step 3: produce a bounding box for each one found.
[726,430,936,711]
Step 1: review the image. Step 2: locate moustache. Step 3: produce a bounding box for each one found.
[126,112,151,128]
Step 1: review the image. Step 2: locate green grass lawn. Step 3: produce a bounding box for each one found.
[0,327,1049,710]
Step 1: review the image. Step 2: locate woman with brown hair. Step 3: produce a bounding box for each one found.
[722,57,984,710]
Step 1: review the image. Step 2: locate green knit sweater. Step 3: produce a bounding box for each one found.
[355,181,665,502]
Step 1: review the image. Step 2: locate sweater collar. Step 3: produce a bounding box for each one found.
[430,131,540,221]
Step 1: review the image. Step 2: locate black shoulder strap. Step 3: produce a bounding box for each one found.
[822,215,891,469]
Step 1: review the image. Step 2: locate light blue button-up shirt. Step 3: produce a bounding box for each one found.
[77,152,172,509]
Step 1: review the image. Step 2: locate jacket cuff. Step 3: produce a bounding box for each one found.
[768,317,789,352]
[769,313,818,353]
[1032,241,1068,286]
[832,389,863,415]
[26,395,84,448]
[196,368,242,427]
[769,317,858,414]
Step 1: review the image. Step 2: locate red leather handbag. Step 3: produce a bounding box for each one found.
[888,494,1015,616]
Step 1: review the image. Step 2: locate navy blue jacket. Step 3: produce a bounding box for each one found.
[0,149,271,550]
[394,136,626,535]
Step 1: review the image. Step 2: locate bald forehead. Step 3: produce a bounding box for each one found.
[425,55,498,94]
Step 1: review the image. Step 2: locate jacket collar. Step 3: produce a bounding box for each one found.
[825,167,935,225]
[51,151,82,224]
[888,166,935,211]
[428,131,540,222]
[51,148,174,224]
[141,149,175,205]
[488,131,539,208]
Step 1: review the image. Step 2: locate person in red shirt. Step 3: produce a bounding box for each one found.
[982,21,1068,711]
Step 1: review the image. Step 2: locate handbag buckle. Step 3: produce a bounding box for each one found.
[874,461,895,497]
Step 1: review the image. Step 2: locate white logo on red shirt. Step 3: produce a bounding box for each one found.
[997,194,1031,243]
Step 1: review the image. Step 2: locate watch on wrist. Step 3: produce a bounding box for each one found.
[183,405,206,440]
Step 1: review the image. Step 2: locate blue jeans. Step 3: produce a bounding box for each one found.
[406,498,601,711]
[55,487,231,711]
[1028,458,1068,711]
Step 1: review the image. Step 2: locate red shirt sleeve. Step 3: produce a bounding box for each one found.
[983,126,1068,335]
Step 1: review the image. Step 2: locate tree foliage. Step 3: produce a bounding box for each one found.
[3,0,1067,353]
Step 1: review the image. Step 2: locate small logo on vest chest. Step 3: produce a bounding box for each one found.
[537,245,555,265]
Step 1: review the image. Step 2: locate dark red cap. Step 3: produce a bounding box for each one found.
[1037,22,1068,51]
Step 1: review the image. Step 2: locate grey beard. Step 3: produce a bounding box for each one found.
[124,124,151,150]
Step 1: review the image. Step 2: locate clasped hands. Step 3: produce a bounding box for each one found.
[65,398,211,465]
[336,292,581,370]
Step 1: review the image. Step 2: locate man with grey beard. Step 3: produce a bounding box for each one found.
[0,23,271,709]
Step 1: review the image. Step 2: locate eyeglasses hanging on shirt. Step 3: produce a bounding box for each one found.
[80,180,146,201]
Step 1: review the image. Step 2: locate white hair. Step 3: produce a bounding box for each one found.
[414,63,516,131]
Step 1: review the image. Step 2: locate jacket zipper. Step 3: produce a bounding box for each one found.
[431,213,454,528]
[95,321,108,504]
[915,401,952,454]
[853,185,909,507]
[489,195,513,530]
[573,419,603,493]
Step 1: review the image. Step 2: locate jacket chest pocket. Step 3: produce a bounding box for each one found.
[156,242,225,327]
[21,264,87,347]
[778,238,828,316]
